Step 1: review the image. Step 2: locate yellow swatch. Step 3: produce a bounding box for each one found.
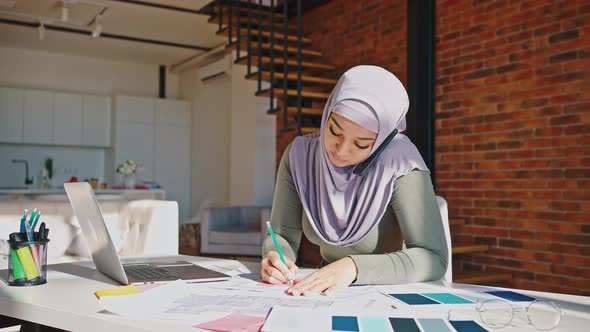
[94,285,140,299]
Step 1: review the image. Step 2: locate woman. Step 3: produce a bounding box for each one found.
[261,65,448,296]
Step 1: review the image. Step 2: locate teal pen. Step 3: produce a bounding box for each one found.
[28,209,37,229]
[20,209,28,233]
[31,211,41,230]
[24,216,34,241]
[266,221,294,284]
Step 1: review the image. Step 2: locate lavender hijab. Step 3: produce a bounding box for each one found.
[289,65,428,247]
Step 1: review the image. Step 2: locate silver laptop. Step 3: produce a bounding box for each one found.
[64,182,230,285]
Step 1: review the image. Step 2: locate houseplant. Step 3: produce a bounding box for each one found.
[116,160,144,189]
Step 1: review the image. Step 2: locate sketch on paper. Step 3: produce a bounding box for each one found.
[165,294,334,316]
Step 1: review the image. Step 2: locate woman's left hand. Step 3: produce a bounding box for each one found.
[287,257,358,296]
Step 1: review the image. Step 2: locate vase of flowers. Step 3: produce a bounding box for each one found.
[116,160,144,189]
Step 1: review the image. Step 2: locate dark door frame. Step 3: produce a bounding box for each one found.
[407,0,436,187]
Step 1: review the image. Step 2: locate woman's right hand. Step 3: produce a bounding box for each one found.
[261,251,299,284]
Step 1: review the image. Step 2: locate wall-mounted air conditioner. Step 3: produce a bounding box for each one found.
[198,56,230,82]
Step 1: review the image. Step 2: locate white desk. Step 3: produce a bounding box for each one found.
[1,255,589,332]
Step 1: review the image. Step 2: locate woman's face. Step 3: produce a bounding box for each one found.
[323,113,378,167]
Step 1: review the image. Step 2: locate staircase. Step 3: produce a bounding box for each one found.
[197,0,330,135]
[196,0,511,286]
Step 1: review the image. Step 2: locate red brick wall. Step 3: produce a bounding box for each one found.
[436,0,590,295]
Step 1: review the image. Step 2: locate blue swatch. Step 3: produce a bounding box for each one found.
[485,291,536,302]
[418,319,452,332]
[422,293,473,304]
[359,317,390,332]
[450,320,489,332]
[332,316,359,332]
[389,318,421,332]
[389,293,440,305]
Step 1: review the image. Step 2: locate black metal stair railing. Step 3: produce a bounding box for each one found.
[257,0,262,92]
[295,0,302,136]
[246,0,252,76]
[282,0,289,130]
[270,0,275,113]
[219,0,305,134]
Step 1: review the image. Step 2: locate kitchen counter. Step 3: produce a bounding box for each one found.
[0,187,166,200]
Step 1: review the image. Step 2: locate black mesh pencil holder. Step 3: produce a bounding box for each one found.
[7,237,50,286]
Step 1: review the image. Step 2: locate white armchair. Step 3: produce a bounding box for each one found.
[436,195,453,283]
[117,200,179,257]
[200,206,271,257]
[0,197,178,268]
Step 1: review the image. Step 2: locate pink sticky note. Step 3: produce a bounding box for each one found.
[194,312,266,332]
[135,283,163,293]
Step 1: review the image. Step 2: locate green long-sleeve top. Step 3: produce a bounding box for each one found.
[262,144,448,285]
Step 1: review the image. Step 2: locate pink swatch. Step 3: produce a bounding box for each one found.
[135,283,164,293]
[194,312,266,332]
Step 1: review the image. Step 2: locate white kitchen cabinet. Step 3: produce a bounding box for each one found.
[53,93,83,145]
[0,87,24,143]
[82,95,111,147]
[2,87,111,148]
[114,95,191,222]
[115,96,155,124]
[114,121,156,181]
[155,124,191,222]
[156,99,190,126]
[23,90,53,144]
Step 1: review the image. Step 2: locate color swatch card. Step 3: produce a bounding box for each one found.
[382,288,536,310]
[483,290,536,302]
[387,292,475,306]
[261,306,490,332]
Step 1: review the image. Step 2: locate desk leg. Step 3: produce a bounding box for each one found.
[0,316,66,332]
[0,315,22,329]
[20,322,67,332]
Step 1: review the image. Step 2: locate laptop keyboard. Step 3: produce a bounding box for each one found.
[123,265,180,281]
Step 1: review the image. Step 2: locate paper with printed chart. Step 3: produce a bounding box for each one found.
[99,276,383,323]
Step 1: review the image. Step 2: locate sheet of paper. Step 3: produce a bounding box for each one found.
[99,280,229,324]
[99,275,382,324]
[194,312,266,332]
[261,307,331,332]
[167,289,335,316]
[196,259,255,277]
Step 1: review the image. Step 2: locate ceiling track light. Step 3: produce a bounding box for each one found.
[61,1,69,22]
[38,21,45,40]
[91,14,102,38]
[92,15,102,38]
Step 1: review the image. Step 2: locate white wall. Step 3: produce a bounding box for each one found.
[254,97,277,206]
[0,46,179,97]
[181,65,231,218]
[227,60,276,208]
[0,46,181,188]
[229,64,258,206]
[180,54,276,221]
[229,64,276,206]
